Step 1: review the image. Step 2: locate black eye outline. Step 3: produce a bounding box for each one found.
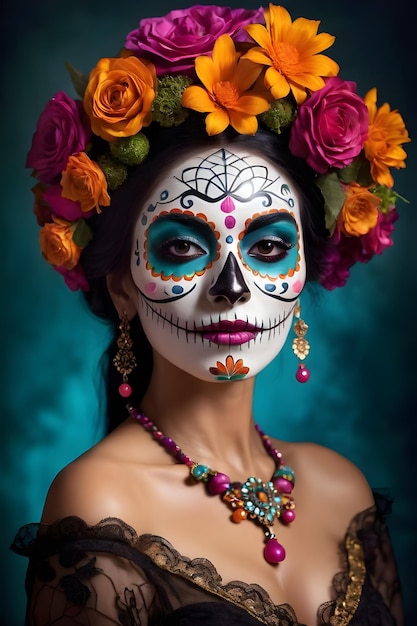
[247,236,292,264]
[156,236,208,263]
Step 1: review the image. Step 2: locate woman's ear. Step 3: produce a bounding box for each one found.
[106,270,137,320]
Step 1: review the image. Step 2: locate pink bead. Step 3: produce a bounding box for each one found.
[281,509,295,523]
[296,365,310,383]
[208,472,231,495]
[264,538,286,564]
[119,383,132,398]
[273,477,293,494]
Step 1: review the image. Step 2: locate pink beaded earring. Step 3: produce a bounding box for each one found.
[113,312,137,397]
[292,301,310,383]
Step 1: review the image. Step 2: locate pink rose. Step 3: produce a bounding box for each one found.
[26,92,91,184]
[124,5,264,76]
[44,184,94,221]
[289,77,369,174]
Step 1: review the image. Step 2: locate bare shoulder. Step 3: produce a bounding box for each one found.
[41,418,155,528]
[282,440,374,527]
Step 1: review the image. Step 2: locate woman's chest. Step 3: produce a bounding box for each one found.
[125,470,344,625]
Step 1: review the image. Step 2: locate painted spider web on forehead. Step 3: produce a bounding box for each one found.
[165,148,295,208]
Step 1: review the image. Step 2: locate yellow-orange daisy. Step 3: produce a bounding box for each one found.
[363,88,411,189]
[181,34,271,135]
[243,4,339,104]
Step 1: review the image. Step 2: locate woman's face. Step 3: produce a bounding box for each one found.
[130,146,306,382]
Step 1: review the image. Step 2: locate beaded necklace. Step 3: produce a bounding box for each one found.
[127,404,296,564]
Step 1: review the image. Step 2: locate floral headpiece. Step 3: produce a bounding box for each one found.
[27,3,410,292]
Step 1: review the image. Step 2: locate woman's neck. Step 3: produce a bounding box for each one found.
[138,352,273,477]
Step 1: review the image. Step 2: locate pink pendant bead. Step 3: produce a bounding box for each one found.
[296,364,310,383]
[264,537,286,564]
[119,383,132,398]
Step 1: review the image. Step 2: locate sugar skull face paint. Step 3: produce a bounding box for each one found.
[130,146,306,382]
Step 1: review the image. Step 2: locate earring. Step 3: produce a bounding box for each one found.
[292,301,310,383]
[113,312,137,398]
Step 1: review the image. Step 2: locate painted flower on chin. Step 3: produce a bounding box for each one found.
[181,34,271,135]
[243,4,339,104]
[363,88,410,189]
[209,355,250,381]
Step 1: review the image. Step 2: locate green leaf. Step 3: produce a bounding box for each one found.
[73,219,93,248]
[65,62,89,99]
[338,161,361,184]
[316,171,345,235]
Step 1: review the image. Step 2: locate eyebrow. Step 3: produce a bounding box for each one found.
[245,212,296,235]
[152,212,214,237]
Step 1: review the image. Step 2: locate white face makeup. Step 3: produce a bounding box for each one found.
[130,146,306,382]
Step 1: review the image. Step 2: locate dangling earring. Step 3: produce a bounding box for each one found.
[292,300,310,383]
[113,312,137,398]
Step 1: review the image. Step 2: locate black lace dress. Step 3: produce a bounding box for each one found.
[11,494,402,625]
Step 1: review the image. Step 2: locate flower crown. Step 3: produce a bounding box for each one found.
[27,3,410,292]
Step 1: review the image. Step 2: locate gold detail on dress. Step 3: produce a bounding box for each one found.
[330,534,366,625]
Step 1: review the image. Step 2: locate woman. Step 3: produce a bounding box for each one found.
[12,4,409,624]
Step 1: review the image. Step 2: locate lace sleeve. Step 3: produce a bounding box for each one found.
[12,518,176,626]
[357,493,404,625]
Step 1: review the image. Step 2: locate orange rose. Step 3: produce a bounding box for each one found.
[83,56,157,141]
[61,152,110,213]
[39,217,82,269]
[338,183,380,236]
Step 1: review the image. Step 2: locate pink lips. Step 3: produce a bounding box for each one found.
[198,320,259,345]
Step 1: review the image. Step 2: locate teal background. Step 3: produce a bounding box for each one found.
[2,0,416,623]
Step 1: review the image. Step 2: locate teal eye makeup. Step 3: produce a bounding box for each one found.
[240,213,299,275]
[147,214,218,278]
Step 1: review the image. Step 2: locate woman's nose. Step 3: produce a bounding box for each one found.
[208,252,251,305]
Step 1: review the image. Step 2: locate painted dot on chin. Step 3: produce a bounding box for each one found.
[145,282,158,295]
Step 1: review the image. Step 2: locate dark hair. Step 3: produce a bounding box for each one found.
[81,114,328,432]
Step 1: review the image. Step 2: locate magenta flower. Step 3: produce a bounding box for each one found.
[319,208,398,289]
[124,5,264,76]
[357,208,398,260]
[289,77,369,174]
[54,263,90,292]
[26,92,91,184]
[44,184,94,221]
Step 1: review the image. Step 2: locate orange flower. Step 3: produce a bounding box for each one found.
[209,355,250,380]
[181,34,271,135]
[83,56,157,142]
[338,183,380,237]
[363,88,411,189]
[61,152,110,213]
[243,4,339,104]
[39,217,82,269]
